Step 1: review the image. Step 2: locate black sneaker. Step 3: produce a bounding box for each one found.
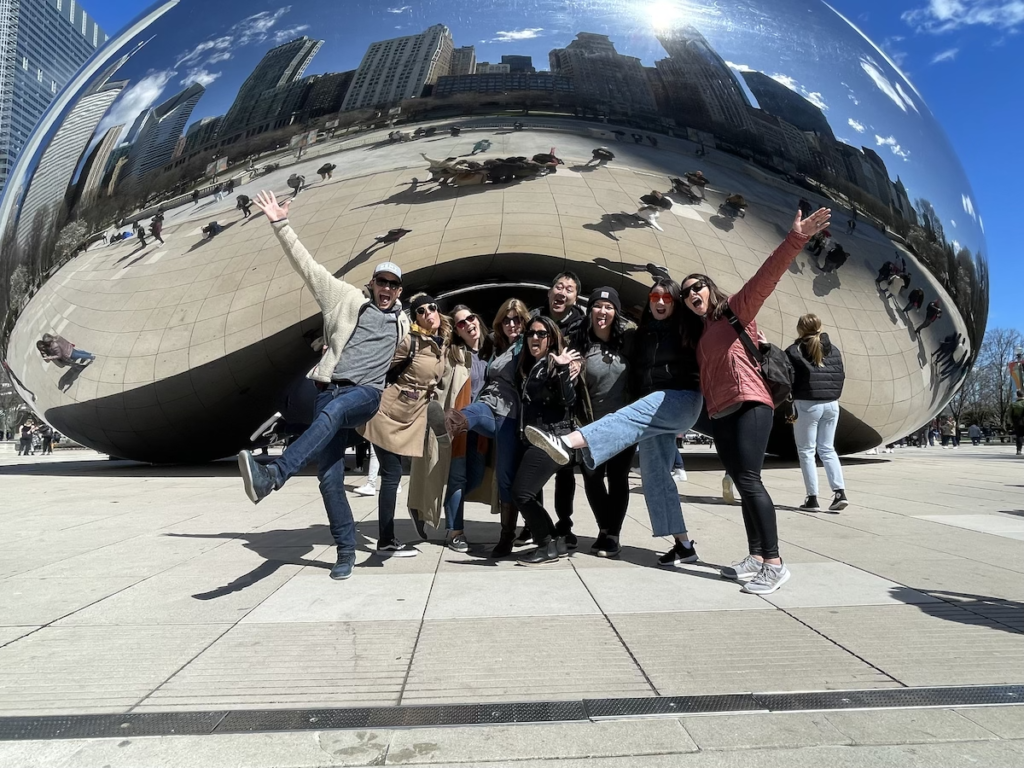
[828,490,849,512]
[237,450,275,504]
[555,536,569,558]
[592,535,621,558]
[657,539,698,567]
[564,532,578,550]
[513,526,533,546]
[799,495,820,511]
[408,508,428,540]
[517,538,559,566]
[330,550,356,580]
[491,533,515,558]
[376,538,418,557]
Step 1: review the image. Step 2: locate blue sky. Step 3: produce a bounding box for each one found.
[85,0,1022,333]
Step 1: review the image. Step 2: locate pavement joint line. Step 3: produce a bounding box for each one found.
[1,684,1021,741]
[395,514,444,706]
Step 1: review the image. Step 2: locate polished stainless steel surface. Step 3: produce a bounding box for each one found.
[0,0,987,461]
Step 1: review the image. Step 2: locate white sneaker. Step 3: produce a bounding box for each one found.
[720,555,762,581]
[524,425,570,465]
[722,475,736,503]
[354,483,376,496]
[741,562,791,594]
[671,468,687,483]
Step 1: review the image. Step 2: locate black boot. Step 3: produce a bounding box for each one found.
[491,502,518,558]
[517,537,559,566]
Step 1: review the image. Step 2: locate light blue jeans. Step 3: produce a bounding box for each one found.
[794,399,845,497]
[579,389,703,537]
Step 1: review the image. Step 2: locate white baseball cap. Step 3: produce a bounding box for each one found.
[372,261,402,280]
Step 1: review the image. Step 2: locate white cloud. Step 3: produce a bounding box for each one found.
[725,60,754,72]
[489,28,544,42]
[962,193,977,220]
[860,57,915,112]
[895,81,920,112]
[930,47,960,62]
[767,73,829,110]
[848,118,866,132]
[96,69,177,142]
[206,51,233,65]
[903,0,1024,32]
[876,134,911,160]
[181,68,221,87]
[881,36,909,66]
[175,36,232,68]
[951,219,957,227]
[231,7,293,46]
[272,25,310,44]
[387,5,411,12]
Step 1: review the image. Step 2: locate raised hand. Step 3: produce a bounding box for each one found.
[552,349,582,367]
[793,206,831,238]
[253,190,290,222]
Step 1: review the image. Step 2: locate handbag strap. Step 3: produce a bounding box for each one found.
[722,305,764,366]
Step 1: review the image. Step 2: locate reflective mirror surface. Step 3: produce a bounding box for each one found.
[0,0,988,461]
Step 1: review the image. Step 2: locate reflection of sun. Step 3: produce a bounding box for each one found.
[647,0,687,32]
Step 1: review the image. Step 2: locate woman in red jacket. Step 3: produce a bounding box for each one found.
[679,206,831,595]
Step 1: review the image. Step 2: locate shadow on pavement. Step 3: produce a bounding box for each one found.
[890,586,1024,636]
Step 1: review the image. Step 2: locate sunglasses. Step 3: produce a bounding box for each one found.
[415,303,438,316]
[374,277,401,290]
[501,315,522,326]
[525,329,550,339]
[681,280,707,298]
[455,314,478,330]
[649,293,673,304]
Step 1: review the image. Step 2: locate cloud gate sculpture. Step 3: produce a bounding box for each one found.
[0,0,988,462]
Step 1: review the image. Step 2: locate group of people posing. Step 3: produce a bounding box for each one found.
[235,189,842,596]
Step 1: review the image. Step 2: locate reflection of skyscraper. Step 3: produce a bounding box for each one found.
[0,0,107,194]
[120,82,205,190]
[476,62,510,74]
[77,124,123,207]
[304,70,354,118]
[450,46,476,76]
[182,115,222,155]
[654,27,752,132]
[221,37,323,135]
[343,25,454,111]
[15,79,124,246]
[740,71,833,140]
[501,55,535,73]
[550,33,656,115]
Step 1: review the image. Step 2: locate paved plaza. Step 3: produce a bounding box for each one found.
[0,441,1022,765]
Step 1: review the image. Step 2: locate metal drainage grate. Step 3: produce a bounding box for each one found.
[585,694,762,719]
[755,685,1024,712]
[0,712,226,741]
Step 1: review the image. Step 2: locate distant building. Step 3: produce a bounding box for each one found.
[549,33,656,115]
[77,123,123,207]
[220,37,323,137]
[654,27,752,133]
[343,25,454,111]
[182,115,222,155]
[120,82,205,191]
[434,72,574,97]
[304,70,354,119]
[476,62,511,74]
[740,71,834,140]
[450,46,476,76]
[0,0,107,194]
[501,55,535,73]
[15,78,124,246]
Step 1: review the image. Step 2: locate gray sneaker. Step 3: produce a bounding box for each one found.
[741,562,791,594]
[448,534,469,553]
[720,555,762,581]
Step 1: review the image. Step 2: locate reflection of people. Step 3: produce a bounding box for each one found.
[149,216,164,245]
[1009,391,1024,456]
[373,228,411,245]
[317,163,336,181]
[192,189,200,205]
[18,421,35,455]
[236,190,411,583]
[286,173,305,196]
[201,221,224,239]
[823,244,847,272]
[722,194,747,216]
[914,300,942,334]
[786,314,848,513]
[236,194,252,218]
[636,190,673,231]
[586,147,615,166]
[39,333,95,365]
[903,287,925,313]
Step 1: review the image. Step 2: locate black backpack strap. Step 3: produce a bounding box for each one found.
[722,305,763,365]
[386,334,418,386]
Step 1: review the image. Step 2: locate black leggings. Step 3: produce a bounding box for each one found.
[713,403,779,559]
[512,446,567,542]
[373,444,404,542]
[553,465,577,534]
[581,446,637,536]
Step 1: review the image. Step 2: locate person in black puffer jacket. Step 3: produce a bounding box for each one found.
[786,313,849,513]
[512,315,582,566]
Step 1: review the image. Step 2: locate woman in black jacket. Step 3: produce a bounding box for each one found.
[512,316,582,565]
[785,313,849,513]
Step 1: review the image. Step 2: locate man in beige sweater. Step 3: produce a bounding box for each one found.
[238,190,410,581]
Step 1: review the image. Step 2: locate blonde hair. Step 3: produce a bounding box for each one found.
[492,298,531,353]
[796,313,824,367]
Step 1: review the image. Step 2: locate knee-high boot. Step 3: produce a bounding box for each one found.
[491,502,518,558]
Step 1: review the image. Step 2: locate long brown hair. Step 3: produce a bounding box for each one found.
[449,303,494,361]
[517,315,565,382]
[679,272,732,348]
[796,313,825,367]
[492,297,531,353]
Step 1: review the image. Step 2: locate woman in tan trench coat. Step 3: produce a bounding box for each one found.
[359,294,449,557]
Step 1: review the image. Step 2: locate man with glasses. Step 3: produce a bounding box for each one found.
[237,190,410,581]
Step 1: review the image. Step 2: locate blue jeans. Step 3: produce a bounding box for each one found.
[579,390,703,537]
[69,349,95,362]
[793,400,845,497]
[444,433,487,530]
[270,384,381,552]
[462,401,519,504]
